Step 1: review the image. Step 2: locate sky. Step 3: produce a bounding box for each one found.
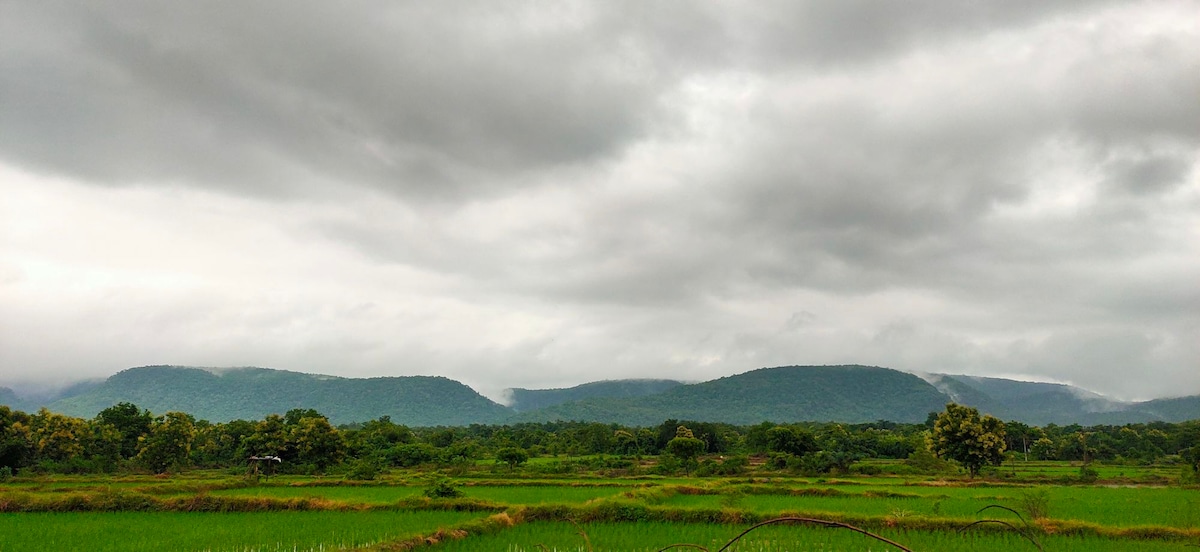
[1,1,1197,403]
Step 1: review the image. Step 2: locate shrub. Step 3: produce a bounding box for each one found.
[344,458,381,481]
[424,478,464,499]
[1020,489,1050,519]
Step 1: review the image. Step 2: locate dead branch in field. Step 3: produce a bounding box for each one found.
[958,505,1044,552]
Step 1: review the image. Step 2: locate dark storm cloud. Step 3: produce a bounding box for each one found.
[1,1,1197,399]
[1,1,665,199]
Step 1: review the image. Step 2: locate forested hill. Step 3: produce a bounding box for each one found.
[46,366,513,426]
[513,365,950,426]
[506,379,684,412]
[6,364,1198,426]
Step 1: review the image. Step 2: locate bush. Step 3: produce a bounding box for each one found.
[765,453,791,470]
[1078,465,1099,483]
[424,478,464,499]
[344,458,381,481]
[905,448,952,474]
[1180,464,1197,485]
[0,466,12,481]
[695,456,748,477]
[1020,489,1050,519]
[791,451,840,476]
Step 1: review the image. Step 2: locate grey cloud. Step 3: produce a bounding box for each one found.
[1,1,1197,400]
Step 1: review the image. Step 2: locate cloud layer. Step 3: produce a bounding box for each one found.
[2,1,1197,401]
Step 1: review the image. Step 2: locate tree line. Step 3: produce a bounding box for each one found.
[1,402,1198,478]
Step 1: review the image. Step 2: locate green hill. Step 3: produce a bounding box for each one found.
[15,364,1197,427]
[47,366,512,426]
[924,374,1200,425]
[514,365,951,426]
[506,379,684,412]
[1135,396,1200,422]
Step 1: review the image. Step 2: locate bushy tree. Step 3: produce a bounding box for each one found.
[665,427,705,475]
[766,426,818,456]
[136,412,196,473]
[289,415,343,471]
[30,408,87,465]
[933,403,1006,478]
[495,447,529,470]
[0,406,32,472]
[95,402,152,459]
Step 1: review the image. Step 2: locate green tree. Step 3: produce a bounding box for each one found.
[136,412,196,473]
[932,403,1006,478]
[0,406,32,472]
[95,402,152,459]
[288,415,343,471]
[29,408,87,465]
[665,429,705,475]
[495,447,529,470]
[766,426,818,456]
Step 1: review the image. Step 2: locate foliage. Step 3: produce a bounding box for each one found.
[933,403,1007,478]
[495,447,529,470]
[424,478,464,499]
[344,457,381,481]
[766,426,818,456]
[507,379,683,412]
[1019,489,1050,519]
[515,365,951,426]
[95,402,152,459]
[136,412,196,473]
[49,366,513,426]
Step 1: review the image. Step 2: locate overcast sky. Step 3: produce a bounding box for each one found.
[2,1,1197,402]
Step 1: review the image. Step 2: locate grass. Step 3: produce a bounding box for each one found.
[424,520,1196,552]
[0,510,485,552]
[3,461,1196,551]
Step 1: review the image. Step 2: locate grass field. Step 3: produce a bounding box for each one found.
[0,510,485,552]
[428,520,1195,552]
[2,460,1197,551]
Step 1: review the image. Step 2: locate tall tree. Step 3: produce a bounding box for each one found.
[136,412,196,473]
[933,403,1006,478]
[95,402,152,459]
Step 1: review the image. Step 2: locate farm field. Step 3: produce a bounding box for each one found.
[2,462,1197,551]
[0,510,487,552]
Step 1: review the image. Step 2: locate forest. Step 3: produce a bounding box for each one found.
[2,402,1198,479]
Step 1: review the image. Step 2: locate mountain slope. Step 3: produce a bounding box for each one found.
[924,374,1200,425]
[515,365,951,426]
[506,379,684,412]
[47,366,512,426]
[1135,396,1200,422]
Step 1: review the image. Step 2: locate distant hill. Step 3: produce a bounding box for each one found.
[0,387,19,411]
[1135,396,1200,422]
[47,366,512,426]
[6,363,1197,427]
[925,374,1200,425]
[506,379,684,412]
[0,380,103,413]
[514,365,951,426]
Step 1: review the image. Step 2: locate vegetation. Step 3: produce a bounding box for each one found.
[11,364,1198,428]
[933,403,1007,478]
[48,366,513,426]
[506,379,683,412]
[2,371,1200,551]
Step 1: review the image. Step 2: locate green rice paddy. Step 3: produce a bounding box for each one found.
[2,462,1197,551]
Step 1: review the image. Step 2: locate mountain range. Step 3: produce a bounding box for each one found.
[2,364,1197,427]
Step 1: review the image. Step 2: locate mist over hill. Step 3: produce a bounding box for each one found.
[505,379,684,412]
[2,364,1196,427]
